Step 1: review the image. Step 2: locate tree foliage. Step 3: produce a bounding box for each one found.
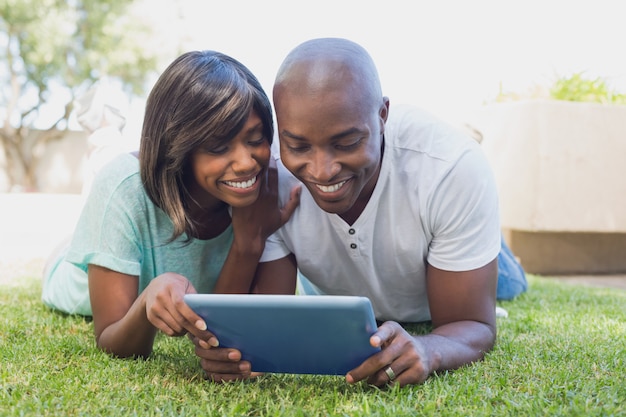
[0,0,163,190]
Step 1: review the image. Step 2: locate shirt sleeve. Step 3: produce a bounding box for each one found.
[259,230,291,263]
[65,161,142,276]
[426,143,501,271]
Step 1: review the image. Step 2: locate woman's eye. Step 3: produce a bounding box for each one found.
[204,145,228,155]
[249,137,267,146]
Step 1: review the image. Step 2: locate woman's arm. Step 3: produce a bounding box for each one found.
[211,164,300,294]
[89,265,216,358]
[89,265,154,358]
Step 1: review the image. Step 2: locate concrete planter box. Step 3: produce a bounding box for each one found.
[474,99,626,274]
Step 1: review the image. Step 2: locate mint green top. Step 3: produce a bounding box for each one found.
[42,153,233,316]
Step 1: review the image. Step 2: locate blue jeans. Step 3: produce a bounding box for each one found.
[497,236,528,300]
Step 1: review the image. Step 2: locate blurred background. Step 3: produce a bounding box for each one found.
[1,0,625,275]
[2,0,625,192]
[139,0,626,139]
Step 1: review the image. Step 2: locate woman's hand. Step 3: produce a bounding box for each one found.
[142,273,218,345]
[230,158,301,251]
[187,334,263,382]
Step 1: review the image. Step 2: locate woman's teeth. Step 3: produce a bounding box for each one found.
[225,176,257,189]
[316,180,346,193]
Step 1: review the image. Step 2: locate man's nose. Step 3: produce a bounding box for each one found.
[307,150,340,182]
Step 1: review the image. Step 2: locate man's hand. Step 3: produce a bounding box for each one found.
[346,260,498,387]
[345,321,434,387]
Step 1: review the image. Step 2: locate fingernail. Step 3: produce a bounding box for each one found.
[199,339,210,349]
[195,319,207,331]
[209,337,219,347]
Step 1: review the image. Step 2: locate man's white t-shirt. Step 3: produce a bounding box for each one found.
[261,104,501,323]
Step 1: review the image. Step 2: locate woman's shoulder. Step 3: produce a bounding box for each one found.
[85,152,145,208]
[92,153,141,190]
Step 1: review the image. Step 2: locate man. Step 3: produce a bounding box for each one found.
[195,38,525,386]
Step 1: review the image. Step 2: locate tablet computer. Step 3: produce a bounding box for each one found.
[184,294,380,375]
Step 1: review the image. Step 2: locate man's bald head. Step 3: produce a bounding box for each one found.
[273,38,383,110]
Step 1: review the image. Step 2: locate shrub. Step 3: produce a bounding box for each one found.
[549,72,626,104]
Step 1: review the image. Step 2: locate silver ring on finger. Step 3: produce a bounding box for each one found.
[384,366,396,381]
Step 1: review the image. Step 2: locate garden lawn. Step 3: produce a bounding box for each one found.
[1,274,624,416]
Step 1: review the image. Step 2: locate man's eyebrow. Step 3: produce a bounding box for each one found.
[280,127,364,142]
[279,129,306,141]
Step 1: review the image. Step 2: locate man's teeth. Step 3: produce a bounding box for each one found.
[316,180,346,193]
[225,176,257,189]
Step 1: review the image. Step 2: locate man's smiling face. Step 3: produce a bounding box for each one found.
[275,85,386,221]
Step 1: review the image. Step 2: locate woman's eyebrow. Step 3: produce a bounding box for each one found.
[244,121,264,136]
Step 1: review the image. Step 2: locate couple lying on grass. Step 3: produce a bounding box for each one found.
[41,38,527,388]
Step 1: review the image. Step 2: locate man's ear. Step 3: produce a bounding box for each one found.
[379,97,390,131]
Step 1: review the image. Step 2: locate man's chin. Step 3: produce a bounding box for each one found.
[310,196,351,215]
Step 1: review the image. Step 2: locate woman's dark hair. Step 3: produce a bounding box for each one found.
[139,50,273,241]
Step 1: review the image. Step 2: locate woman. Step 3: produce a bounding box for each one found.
[41,50,300,361]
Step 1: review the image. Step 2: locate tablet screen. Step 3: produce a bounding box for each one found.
[184,294,380,375]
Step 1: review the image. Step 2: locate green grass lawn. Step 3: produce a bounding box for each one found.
[1,274,624,416]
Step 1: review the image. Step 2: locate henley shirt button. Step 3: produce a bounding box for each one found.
[350,243,357,249]
[348,228,356,235]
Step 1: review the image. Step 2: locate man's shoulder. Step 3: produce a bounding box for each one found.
[386,104,477,160]
[386,103,439,128]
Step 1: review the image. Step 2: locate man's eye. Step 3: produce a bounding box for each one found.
[287,144,310,153]
[336,139,362,150]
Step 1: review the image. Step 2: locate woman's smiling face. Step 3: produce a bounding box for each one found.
[188,109,270,210]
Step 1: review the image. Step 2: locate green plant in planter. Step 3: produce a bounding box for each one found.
[495,72,626,104]
[549,72,626,104]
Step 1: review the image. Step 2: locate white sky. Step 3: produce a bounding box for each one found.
[119,0,626,142]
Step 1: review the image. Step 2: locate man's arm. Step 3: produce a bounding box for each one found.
[422,259,497,371]
[346,258,497,387]
[251,254,298,294]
